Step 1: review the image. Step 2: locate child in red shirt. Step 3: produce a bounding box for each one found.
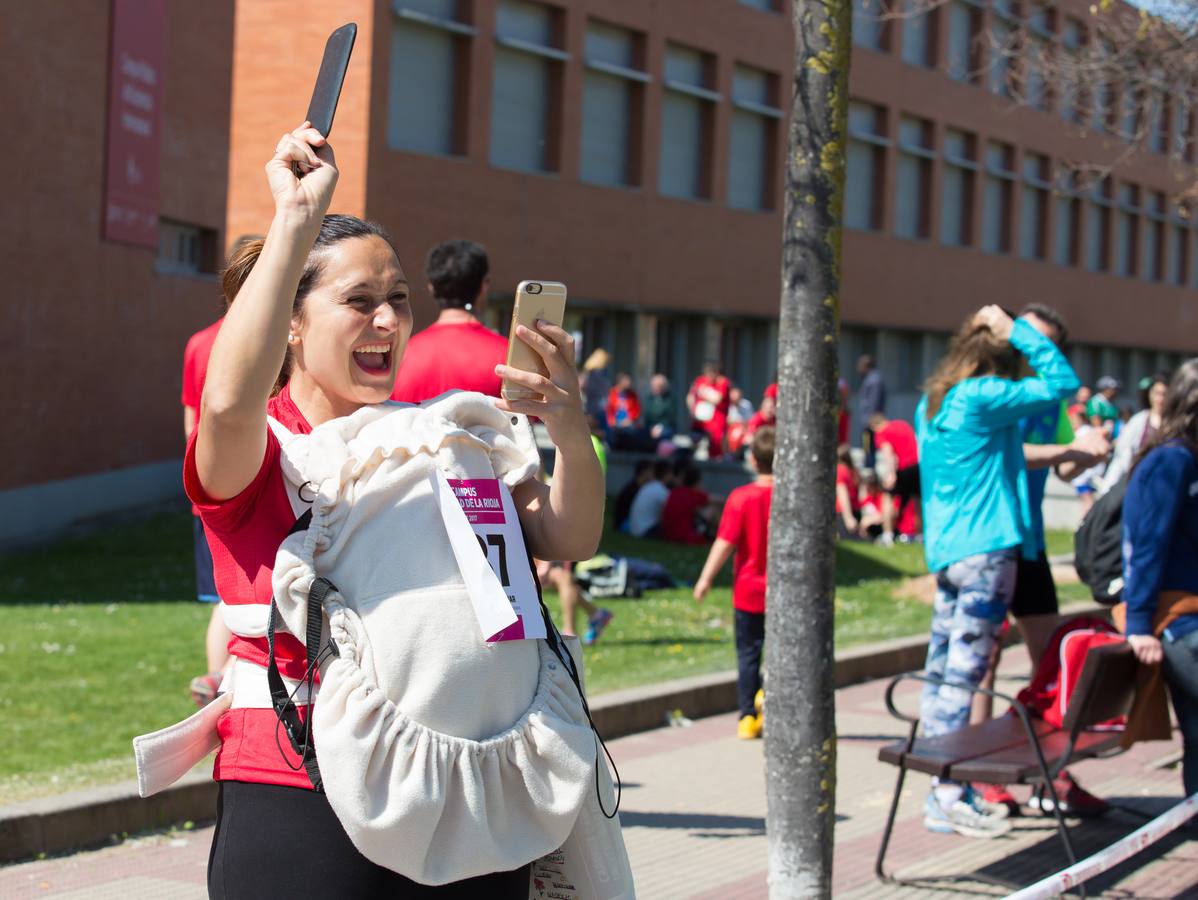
[693,426,775,739]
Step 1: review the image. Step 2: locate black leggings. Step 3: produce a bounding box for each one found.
[208,781,531,899]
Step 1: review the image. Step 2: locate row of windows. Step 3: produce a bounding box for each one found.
[852,0,1195,162]
[847,100,1198,286]
[389,0,784,210]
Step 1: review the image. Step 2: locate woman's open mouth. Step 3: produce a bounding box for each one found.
[353,342,393,375]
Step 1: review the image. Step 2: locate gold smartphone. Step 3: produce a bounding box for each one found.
[502,280,568,402]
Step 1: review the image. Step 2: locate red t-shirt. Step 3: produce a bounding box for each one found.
[661,485,710,545]
[746,410,775,435]
[875,419,918,470]
[184,386,317,788]
[181,318,223,413]
[606,388,642,429]
[689,375,731,419]
[717,481,772,613]
[391,320,508,403]
[835,463,860,513]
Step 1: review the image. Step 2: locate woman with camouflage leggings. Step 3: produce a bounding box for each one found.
[914,306,1079,838]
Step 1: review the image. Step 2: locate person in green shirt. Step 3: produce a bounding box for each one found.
[1086,376,1121,433]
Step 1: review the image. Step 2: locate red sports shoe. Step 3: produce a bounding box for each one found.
[1029,771,1109,818]
[974,783,1020,817]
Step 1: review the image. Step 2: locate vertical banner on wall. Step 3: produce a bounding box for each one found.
[102,0,167,248]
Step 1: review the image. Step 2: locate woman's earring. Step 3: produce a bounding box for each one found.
[287,333,299,344]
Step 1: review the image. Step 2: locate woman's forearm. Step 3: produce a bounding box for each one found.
[537,433,606,560]
[203,214,318,424]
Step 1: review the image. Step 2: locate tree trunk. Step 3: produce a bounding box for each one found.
[764,0,850,896]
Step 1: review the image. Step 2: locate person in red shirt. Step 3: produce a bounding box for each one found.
[181,314,235,706]
[834,445,861,537]
[605,372,645,449]
[870,411,921,544]
[687,362,732,459]
[186,125,604,894]
[662,464,714,544]
[746,392,776,438]
[693,426,775,740]
[390,239,508,402]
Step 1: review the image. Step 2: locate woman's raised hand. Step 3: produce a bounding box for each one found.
[265,122,339,226]
[495,322,590,449]
[974,304,1014,342]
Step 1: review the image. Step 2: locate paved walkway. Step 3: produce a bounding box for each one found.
[2,659,1195,899]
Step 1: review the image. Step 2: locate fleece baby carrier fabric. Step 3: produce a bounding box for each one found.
[134,392,634,895]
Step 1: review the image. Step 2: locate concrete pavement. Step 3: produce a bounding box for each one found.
[1,659,1194,899]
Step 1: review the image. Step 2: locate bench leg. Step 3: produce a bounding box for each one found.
[1033,755,1085,898]
[874,763,908,883]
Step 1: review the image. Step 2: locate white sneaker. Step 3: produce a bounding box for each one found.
[924,793,1012,838]
[876,532,895,547]
[964,784,1011,820]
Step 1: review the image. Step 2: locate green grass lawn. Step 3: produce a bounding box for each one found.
[0,508,1077,801]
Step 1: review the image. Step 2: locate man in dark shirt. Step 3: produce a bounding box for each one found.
[856,354,886,468]
[644,373,676,442]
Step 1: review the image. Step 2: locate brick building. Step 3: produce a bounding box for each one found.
[0,2,233,546]
[6,0,1196,542]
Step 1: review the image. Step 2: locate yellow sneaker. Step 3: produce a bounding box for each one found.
[754,689,764,716]
[737,714,762,740]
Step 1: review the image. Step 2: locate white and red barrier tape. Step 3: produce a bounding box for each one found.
[1004,792,1198,900]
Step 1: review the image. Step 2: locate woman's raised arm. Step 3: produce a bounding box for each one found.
[195,124,338,501]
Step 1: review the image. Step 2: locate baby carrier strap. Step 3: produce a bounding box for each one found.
[265,509,335,793]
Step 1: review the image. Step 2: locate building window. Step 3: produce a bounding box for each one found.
[1143,191,1165,281]
[901,0,936,68]
[940,128,976,246]
[1170,94,1192,161]
[1053,170,1081,267]
[157,219,217,276]
[987,0,1017,99]
[853,0,888,51]
[1085,178,1112,271]
[1119,85,1140,142]
[388,1,475,156]
[489,0,568,174]
[659,44,719,200]
[1090,39,1113,133]
[895,115,934,239]
[728,64,783,211]
[1058,19,1084,123]
[1114,184,1139,277]
[1147,80,1166,154]
[580,21,647,188]
[947,0,980,83]
[981,141,1015,253]
[1023,2,1051,112]
[1019,151,1050,260]
[1167,206,1189,286]
[845,101,888,231]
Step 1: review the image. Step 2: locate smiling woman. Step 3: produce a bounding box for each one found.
[148,122,614,898]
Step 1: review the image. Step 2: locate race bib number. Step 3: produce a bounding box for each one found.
[434,472,545,642]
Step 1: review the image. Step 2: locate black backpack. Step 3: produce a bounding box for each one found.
[1073,475,1128,605]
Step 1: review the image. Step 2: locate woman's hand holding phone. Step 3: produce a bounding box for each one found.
[266,121,339,228]
[495,322,590,449]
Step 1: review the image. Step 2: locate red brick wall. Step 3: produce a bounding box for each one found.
[0,2,233,491]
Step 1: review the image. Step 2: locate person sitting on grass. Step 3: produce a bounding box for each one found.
[661,464,715,545]
[534,559,613,646]
[613,459,652,532]
[835,445,861,539]
[628,459,674,538]
[693,426,775,740]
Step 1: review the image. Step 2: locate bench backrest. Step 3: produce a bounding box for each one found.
[1060,642,1138,734]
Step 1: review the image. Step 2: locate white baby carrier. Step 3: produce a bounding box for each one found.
[134,392,634,897]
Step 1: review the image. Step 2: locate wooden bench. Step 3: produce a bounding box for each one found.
[874,642,1139,896]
